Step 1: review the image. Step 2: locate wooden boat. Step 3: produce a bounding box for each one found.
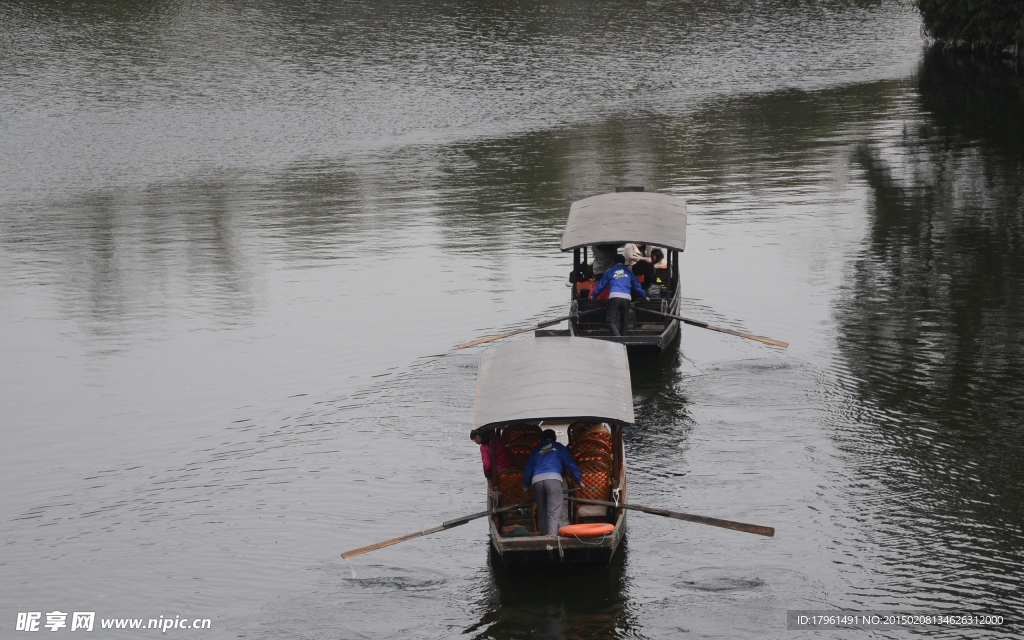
[473,336,634,567]
[537,188,687,356]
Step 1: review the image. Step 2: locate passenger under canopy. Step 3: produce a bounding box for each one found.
[553,189,688,354]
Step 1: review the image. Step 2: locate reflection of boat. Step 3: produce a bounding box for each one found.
[540,188,687,356]
[473,336,633,567]
[461,541,631,638]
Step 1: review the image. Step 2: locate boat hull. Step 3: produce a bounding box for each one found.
[483,399,630,568]
[490,511,626,567]
[537,319,678,356]
[549,287,681,356]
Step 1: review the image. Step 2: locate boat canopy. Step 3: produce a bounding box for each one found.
[560,191,687,252]
[473,337,634,431]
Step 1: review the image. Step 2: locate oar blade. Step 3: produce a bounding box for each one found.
[341,525,444,559]
[569,497,775,537]
[713,327,788,349]
[458,333,513,349]
[647,309,789,349]
[663,510,775,537]
[457,308,611,350]
[457,315,572,349]
[342,499,535,559]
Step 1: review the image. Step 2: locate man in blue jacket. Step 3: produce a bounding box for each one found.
[590,254,649,336]
[523,430,582,536]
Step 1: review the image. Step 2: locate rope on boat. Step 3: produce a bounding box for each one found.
[570,533,609,545]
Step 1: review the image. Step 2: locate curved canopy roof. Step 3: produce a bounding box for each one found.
[560,191,687,252]
[473,337,634,431]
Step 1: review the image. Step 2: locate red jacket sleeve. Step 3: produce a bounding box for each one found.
[494,437,512,471]
[481,444,491,477]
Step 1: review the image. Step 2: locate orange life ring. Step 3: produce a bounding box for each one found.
[558,523,615,537]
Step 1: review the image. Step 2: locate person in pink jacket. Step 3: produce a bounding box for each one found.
[472,430,513,478]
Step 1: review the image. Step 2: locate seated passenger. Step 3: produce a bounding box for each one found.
[647,279,661,300]
[631,259,654,286]
[472,429,513,478]
[575,263,601,299]
[623,243,651,267]
[571,262,590,285]
[590,243,620,281]
[631,260,658,300]
[650,249,668,297]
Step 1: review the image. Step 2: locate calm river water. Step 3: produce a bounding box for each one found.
[2,1,1023,638]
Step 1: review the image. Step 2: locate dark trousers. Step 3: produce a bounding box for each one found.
[606,297,630,336]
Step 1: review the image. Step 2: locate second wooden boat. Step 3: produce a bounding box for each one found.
[539,188,687,356]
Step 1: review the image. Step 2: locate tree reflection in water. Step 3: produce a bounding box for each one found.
[835,49,1024,609]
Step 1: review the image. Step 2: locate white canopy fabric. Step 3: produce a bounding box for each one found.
[560,191,687,252]
[473,337,634,430]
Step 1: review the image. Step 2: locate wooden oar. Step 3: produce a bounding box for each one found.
[568,497,775,537]
[341,499,533,559]
[457,308,604,349]
[642,309,788,348]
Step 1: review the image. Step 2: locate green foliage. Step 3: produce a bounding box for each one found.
[917,0,1024,54]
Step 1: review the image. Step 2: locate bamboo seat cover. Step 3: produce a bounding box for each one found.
[501,424,540,445]
[574,460,613,522]
[568,421,605,442]
[576,461,611,501]
[508,432,542,450]
[577,430,611,445]
[495,468,526,507]
[574,449,613,468]
[506,444,533,468]
[574,434,611,453]
[571,439,611,457]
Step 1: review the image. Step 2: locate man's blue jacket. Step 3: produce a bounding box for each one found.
[591,264,648,300]
[522,440,582,486]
